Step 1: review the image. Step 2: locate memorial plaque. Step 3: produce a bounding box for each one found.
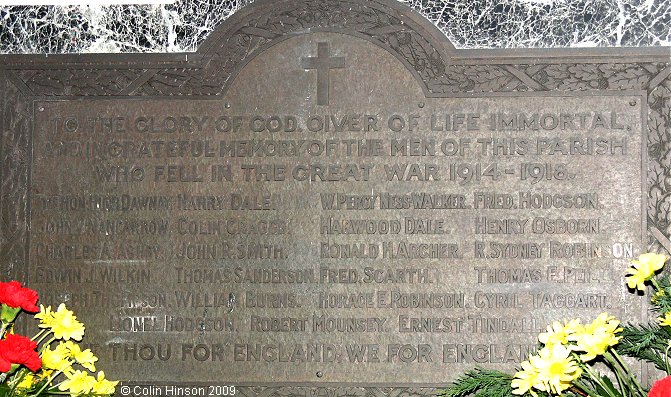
[1,0,670,392]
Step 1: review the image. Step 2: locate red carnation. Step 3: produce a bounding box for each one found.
[0,281,39,312]
[650,376,671,397]
[0,333,42,372]
[0,351,10,373]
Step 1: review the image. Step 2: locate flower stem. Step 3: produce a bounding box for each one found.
[38,336,55,353]
[580,361,620,397]
[572,380,599,397]
[8,368,27,396]
[610,350,647,396]
[603,352,627,390]
[32,369,62,397]
[652,277,662,291]
[30,329,46,342]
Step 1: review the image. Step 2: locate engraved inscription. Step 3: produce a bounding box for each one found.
[24,31,647,386]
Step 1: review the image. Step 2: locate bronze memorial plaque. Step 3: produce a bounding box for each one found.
[1,0,670,392]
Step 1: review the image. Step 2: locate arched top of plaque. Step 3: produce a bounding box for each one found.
[2,0,666,98]
[194,0,455,98]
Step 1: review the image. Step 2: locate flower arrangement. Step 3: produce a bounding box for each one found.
[0,280,118,397]
[441,252,671,397]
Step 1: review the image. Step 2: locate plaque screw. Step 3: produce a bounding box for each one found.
[629,100,637,106]
[316,371,323,378]
[418,102,425,108]
[225,102,231,109]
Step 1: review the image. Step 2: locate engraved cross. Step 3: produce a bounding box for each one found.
[301,42,345,106]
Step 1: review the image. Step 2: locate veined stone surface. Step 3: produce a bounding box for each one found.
[0,0,670,54]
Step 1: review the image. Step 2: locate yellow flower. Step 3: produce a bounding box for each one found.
[65,341,98,372]
[37,369,54,381]
[58,369,97,396]
[659,312,671,327]
[92,371,119,395]
[538,319,581,347]
[42,342,73,372]
[529,344,581,394]
[44,303,85,341]
[569,312,622,361]
[16,373,35,389]
[511,360,541,396]
[653,290,666,304]
[626,253,667,291]
[35,304,55,328]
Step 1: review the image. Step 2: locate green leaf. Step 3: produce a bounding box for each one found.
[596,375,623,397]
[617,322,669,371]
[0,304,21,324]
[652,275,671,314]
[437,367,557,397]
[6,364,20,376]
[439,368,514,397]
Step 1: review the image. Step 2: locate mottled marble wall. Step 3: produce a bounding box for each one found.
[0,0,669,54]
